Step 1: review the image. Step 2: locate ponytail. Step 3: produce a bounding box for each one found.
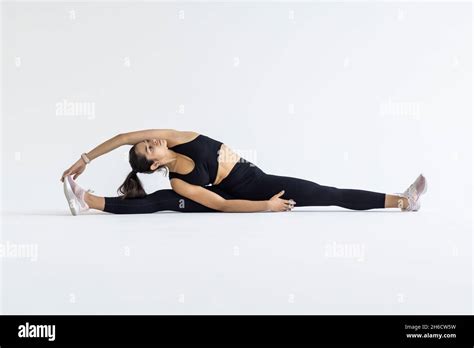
[117,170,147,199]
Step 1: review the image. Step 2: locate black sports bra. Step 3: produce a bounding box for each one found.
[168,134,224,186]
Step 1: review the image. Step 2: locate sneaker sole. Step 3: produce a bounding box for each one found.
[63,177,78,216]
[420,174,428,195]
[411,174,426,212]
[410,174,428,198]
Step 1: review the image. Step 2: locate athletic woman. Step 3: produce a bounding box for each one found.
[60,129,427,215]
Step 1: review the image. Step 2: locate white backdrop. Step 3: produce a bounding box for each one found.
[1,1,472,314]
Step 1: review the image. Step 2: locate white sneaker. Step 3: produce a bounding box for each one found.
[404,173,427,198]
[397,174,428,212]
[63,175,93,216]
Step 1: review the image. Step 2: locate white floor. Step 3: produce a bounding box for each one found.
[1,207,471,315]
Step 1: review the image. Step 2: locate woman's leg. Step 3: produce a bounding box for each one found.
[218,164,405,210]
[256,174,389,210]
[385,194,409,209]
[85,186,236,214]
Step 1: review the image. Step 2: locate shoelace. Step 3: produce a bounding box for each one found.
[404,184,419,201]
[75,188,94,210]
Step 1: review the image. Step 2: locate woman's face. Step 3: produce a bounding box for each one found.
[134,138,168,162]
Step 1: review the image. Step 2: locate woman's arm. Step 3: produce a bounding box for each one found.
[84,129,179,161]
[60,133,127,182]
[120,129,179,145]
[84,133,127,161]
[171,179,292,212]
[60,129,178,182]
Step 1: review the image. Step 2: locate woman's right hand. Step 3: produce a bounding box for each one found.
[267,190,296,212]
[60,158,87,182]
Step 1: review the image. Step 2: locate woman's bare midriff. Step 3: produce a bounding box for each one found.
[213,144,240,185]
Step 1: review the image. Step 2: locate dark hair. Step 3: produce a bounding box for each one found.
[117,144,167,199]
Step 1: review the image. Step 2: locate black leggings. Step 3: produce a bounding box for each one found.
[104,185,236,214]
[104,159,386,214]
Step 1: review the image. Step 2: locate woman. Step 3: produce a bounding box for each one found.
[60,129,427,215]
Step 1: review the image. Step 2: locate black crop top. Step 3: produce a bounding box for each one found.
[168,134,224,186]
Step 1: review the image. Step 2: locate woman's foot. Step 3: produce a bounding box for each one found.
[398,194,420,211]
[398,174,427,212]
[63,175,93,215]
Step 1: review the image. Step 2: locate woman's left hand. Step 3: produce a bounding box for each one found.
[267,190,296,212]
[60,158,86,182]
